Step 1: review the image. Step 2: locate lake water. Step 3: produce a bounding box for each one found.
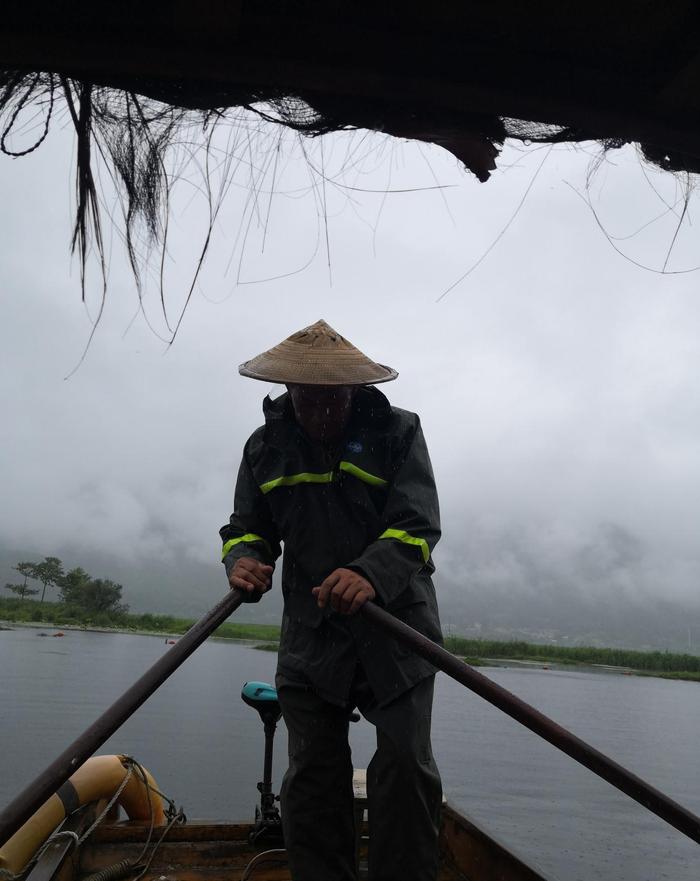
[1,626,698,881]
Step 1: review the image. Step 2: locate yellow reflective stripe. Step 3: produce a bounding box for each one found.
[260,472,334,495]
[221,534,271,560]
[378,528,430,563]
[260,464,388,494]
[339,461,388,488]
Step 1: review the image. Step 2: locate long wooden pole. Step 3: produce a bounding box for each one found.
[0,589,245,847]
[3,592,698,848]
[361,602,700,845]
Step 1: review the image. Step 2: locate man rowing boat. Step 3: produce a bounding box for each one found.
[220,319,443,880]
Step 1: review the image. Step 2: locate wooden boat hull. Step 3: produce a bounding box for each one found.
[8,758,558,881]
[70,803,557,881]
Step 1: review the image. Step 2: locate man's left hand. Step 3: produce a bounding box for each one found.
[312,568,376,615]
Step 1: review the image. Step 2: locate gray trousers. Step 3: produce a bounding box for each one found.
[277,674,442,881]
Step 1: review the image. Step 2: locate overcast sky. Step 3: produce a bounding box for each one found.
[1,113,699,612]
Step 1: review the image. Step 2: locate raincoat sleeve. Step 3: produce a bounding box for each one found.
[219,443,282,601]
[347,418,441,606]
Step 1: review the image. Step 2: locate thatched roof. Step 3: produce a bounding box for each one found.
[2,2,700,315]
[4,1,700,174]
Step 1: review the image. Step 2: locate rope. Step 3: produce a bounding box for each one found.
[78,859,135,881]
[47,831,79,847]
[240,849,288,881]
[79,811,185,881]
[125,810,185,881]
[0,757,184,881]
[76,764,135,845]
[0,827,83,881]
[79,758,185,881]
[0,73,55,157]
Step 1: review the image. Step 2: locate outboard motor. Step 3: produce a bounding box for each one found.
[241,681,283,844]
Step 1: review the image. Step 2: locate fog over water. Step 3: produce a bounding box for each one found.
[1,120,700,648]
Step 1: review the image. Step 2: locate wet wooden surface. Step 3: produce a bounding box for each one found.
[82,819,470,881]
[79,802,555,881]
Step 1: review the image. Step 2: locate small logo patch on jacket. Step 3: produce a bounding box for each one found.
[346,440,363,453]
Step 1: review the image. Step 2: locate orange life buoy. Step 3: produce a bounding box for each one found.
[0,755,165,874]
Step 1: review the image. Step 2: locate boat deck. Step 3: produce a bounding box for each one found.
[77,796,555,881]
[9,766,555,881]
[81,820,470,881]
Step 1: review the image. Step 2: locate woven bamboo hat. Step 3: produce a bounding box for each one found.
[239,319,398,386]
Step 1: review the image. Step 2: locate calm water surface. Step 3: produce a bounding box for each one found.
[1,627,698,881]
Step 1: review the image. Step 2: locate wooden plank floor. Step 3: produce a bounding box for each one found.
[81,851,467,880]
[82,824,469,881]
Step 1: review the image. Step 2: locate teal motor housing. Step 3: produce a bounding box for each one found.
[241,681,281,724]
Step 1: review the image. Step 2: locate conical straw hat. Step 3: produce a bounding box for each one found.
[239,319,398,386]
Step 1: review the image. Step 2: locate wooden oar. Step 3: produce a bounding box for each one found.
[361,601,700,845]
[3,590,698,849]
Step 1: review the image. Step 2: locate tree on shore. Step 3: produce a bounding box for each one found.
[81,578,128,614]
[58,567,129,615]
[32,557,64,604]
[58,567,92,605]
[9,556,128,618]
[5,562,40,599]
[4,582,39,599]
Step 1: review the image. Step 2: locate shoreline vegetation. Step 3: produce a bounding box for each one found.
[0,596,279,643]
[1,597,698,682]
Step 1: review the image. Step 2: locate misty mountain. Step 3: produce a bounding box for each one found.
[2,538,699,653]
[441,583,700,653]
[438,521,700,652]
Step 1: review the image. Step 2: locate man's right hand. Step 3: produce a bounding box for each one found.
[228,557,274,597]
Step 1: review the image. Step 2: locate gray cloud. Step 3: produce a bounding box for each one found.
[2,124,700,644]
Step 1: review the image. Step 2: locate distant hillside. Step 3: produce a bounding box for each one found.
[441,585,700,654]
[2,544,698,653]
